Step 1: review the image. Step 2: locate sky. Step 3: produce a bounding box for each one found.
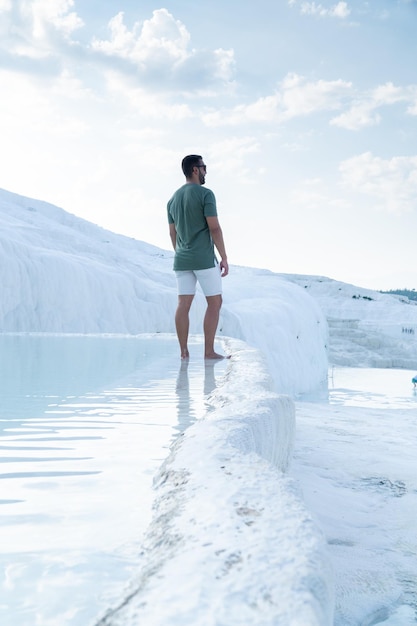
[1,0,417,291]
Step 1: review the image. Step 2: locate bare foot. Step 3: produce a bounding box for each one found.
[181,348,190,359]
[204,351,231,360]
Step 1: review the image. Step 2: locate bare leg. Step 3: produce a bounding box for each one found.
[204,294,227,359]
[175,295,194,358]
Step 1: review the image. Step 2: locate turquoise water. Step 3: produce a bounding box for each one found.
[0,334,228,626]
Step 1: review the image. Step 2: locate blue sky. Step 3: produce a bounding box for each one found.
[1,0,417,290]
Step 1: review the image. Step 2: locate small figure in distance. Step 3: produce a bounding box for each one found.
[412,374,417,388]
[167,154,229,360]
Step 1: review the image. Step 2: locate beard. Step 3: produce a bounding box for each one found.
[199,172,206,185]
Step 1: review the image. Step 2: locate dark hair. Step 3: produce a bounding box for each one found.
[182,154,203,178]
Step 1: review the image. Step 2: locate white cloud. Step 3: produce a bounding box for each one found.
[92,9,190,64]
[103,70,193,121]
[213,48,235,82]
[330,102,381,130]
[140,8,190,61]
[23,0,84,40]
[372,82,405,105]
[339,152,417,213]
[290,177,350,210]
[1,6,234,95]
[207,136,261,183]
[0,0,83,61]
[91,12,133,56]
[298,1,351,18]
[91,9,235,91]
[280,73,351,116]
[203,73,352,126]
[329,2,350,18]
[331,82,410,130]
[0,69,92,144]
[51,69,94,100]
[404,85,417,115]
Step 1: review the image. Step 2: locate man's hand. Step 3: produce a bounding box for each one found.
[220,259,229,277]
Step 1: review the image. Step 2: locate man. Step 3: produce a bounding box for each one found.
[167,154,229,359]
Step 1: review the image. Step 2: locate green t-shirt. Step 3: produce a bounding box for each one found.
[167,183,218,271]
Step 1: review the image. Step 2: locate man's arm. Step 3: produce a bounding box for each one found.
[169,223,177,250]
[206,216,229,277]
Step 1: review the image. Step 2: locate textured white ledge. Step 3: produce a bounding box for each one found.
[97,339,334,626]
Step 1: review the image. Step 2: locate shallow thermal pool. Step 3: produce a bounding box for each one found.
[1,335,416,626]
[296,365,417,626]
[328,365,417,409]
[0,333,229,626]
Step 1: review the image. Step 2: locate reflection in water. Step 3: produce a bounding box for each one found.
[174,358,228,436]
[175,360,192,434]
[204,360,218,396]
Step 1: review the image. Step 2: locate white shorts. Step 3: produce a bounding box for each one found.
[175,265,222,297]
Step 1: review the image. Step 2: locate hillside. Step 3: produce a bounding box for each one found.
[281,274,417,369]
